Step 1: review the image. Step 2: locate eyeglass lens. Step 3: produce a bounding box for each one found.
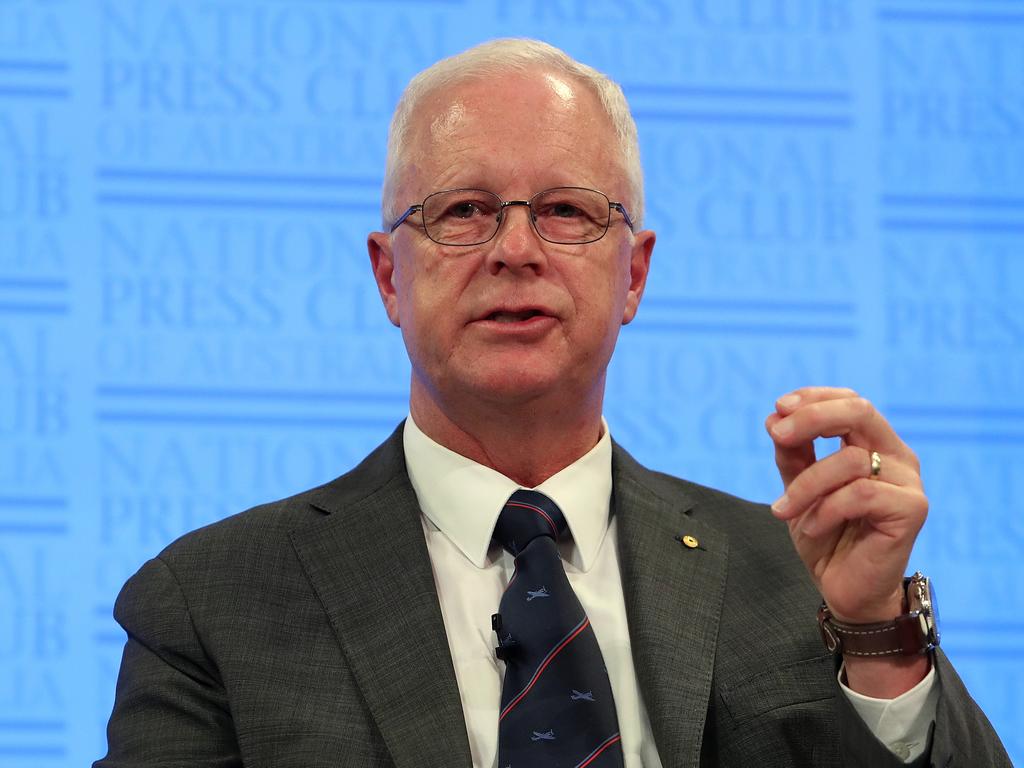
[421,188,612,245]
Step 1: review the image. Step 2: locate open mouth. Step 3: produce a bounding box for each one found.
[487,310,545,323]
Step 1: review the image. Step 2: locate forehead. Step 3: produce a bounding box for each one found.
[402,69,625,198]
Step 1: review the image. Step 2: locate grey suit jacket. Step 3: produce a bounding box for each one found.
[96,425,1009,767]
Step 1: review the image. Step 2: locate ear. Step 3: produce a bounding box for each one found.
[367,231,402,327]
[621,229,655,325]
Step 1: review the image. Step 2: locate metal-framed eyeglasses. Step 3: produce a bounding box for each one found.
[388,187,635,246]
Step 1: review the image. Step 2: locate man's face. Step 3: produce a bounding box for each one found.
[368,70,654,415]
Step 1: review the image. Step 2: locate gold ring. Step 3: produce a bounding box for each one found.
[869,450,882,478]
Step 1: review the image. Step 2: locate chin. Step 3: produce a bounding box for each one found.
[438,356,560,403]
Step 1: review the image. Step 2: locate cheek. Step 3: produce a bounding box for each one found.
[396,256,468,339]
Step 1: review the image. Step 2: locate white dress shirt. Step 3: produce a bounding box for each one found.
[402,416,937,767]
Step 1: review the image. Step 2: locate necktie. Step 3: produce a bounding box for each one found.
[492,489,624,768]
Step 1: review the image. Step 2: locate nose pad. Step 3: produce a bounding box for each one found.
[495,202,538,240]
[487,204,546,272]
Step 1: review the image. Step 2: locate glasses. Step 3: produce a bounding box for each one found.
[389,187,635,246]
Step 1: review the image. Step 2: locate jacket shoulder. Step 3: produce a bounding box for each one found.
[155,424,407,566]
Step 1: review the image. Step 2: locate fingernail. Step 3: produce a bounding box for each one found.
[777,393,801,409]
[772,419,793,438]
[771,494,789,516]
[801,516,818,536]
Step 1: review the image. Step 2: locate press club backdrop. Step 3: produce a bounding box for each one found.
[1,1,1021,765]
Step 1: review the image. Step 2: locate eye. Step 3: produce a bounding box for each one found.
[446,200,483,219]
[547,202,584,218]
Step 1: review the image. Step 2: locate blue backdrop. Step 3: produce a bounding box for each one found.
[1,1,1021,764]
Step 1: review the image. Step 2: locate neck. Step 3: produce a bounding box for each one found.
[409,379,606,488]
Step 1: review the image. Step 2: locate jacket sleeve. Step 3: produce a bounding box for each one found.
[93,556,243,768]
[837,649,1012,767]
[930,650,1012,767]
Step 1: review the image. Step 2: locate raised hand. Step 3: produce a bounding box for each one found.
[764,387,929,626]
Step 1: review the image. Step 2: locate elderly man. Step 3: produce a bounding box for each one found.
[97,40,1008,768]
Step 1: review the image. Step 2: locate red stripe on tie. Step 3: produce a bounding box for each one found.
[575,733,622,768]
[506,501,558,537]
[499,616,589,721]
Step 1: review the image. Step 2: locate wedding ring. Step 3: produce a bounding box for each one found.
[869,450,882,478]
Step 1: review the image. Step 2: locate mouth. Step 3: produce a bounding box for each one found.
[485,309,546,323]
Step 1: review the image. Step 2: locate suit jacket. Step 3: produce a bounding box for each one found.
[96,424,1009,767]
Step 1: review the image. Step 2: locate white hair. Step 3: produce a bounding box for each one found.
[381,38,645,228]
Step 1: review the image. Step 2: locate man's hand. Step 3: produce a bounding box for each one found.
[765,386,931,697]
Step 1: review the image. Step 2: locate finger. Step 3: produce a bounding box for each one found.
[769,395,912,460]
[771,446,921,521]
[766,411,815,486]
[798,479,929,539]
[775,386,859,416]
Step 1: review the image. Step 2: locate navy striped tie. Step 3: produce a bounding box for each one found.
[492,489,624,768]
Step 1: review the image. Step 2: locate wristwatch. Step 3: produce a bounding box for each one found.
[817,571,940,657]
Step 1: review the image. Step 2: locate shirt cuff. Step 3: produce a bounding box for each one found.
[838,661,939,763]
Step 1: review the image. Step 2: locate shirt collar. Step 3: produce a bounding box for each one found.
[403,415,613,572]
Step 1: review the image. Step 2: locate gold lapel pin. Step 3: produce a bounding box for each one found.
[679,534,700,549]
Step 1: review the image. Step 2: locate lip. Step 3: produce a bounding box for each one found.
[470,305,559,335]
[473,305,557,323]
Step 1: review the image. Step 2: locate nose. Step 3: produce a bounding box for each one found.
[485,202,547,275]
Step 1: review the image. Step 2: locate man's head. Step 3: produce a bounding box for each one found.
[367,39,655,438]
[381,39,645,229]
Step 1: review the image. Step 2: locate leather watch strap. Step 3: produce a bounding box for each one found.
[817,604,930,657]
[818,572,938,657]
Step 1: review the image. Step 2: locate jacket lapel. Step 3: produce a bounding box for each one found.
[612,444,730,768]
[288,429,472,767]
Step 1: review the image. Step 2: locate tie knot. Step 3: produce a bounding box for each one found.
[492,489,568,556]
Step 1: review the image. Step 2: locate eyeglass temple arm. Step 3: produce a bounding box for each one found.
[611,202,635,231]
[389,204,423,233]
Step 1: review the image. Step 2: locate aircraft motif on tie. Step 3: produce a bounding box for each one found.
[570,689,595,701]
[526,586,550,601]
[531,729,556,741]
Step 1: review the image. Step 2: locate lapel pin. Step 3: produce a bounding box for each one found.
[676,534,701,549]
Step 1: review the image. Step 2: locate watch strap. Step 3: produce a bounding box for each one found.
[817,573,937,657]
[818,604,930,657]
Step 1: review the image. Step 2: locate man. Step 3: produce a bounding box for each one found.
[96,39,1009,767]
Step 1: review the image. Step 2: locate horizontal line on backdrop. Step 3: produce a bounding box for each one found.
[0,523,68,535]
[96,411,400,429]
[96,193,377,213]
[633,322,857,338]
[97,167,381,189]
[888,405,1024,421]
[97,385,407,405]
[623,84,850,103]
[643,297,854,314]
[882,194,1024,211]
[0,496,67,509]
[0,721,65,732]
[0,60,68,73]
[938,647,1024,660]
[878,9,1024,25]
[260,0,464,3]
[881,218,1024,234]
[632,110,852,128]
[900,430,1024,445]
[941,621,1024,634]
[95,605,114,619]
[0,85,69,99]
[0,277,68,291]
[0,746,66,758]
[94,631,126,646]
[0,302,68,315]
